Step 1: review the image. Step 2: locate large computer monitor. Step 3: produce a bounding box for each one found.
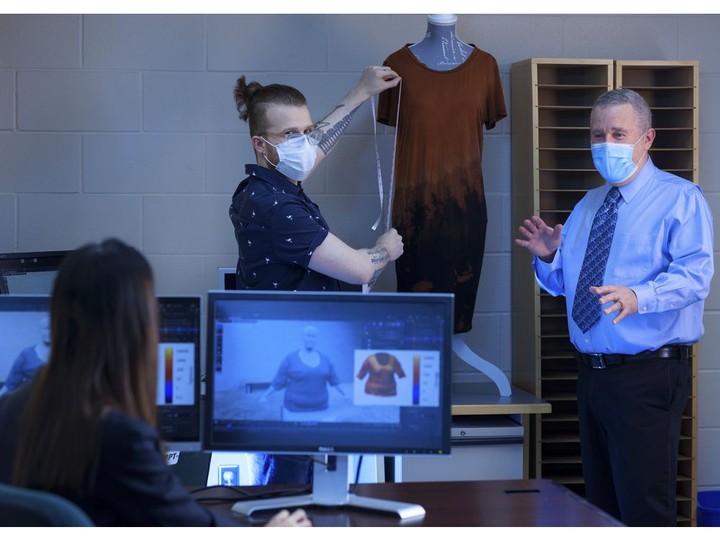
[0,250,70,295]
[203,290,453,519]
[0,294,202,451]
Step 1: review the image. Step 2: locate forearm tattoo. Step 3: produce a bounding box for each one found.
[366,245,389,284]
[316,104,361,154]
[367,245,389,266]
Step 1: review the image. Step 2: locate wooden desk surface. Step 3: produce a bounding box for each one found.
[194,478,623,527]
[451,382,551,416]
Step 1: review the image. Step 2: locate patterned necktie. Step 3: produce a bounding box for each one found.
[571,187,622,333]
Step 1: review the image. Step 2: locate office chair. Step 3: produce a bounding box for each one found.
[0,482,94,526]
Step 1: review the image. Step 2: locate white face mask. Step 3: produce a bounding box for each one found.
[591,132,647,184]
[262,134,318,182]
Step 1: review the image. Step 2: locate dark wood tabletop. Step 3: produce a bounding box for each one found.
[192,478,624,527]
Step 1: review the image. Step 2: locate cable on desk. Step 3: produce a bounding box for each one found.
[309,454,363,493]
[352,455,363,487]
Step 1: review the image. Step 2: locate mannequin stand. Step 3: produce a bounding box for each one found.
[452,335,512,396]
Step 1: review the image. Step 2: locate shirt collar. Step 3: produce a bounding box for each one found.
[614,156,657,203]
[245,164,303,194]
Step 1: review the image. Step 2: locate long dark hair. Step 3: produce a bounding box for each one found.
[13,238,159,493]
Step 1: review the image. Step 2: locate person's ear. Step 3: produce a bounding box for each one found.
[643,128,656,150]
[251,135,266,154]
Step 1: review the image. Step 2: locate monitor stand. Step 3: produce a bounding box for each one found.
[231,454,426,520]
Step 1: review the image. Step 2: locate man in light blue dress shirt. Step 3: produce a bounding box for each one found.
[515,88,714,526]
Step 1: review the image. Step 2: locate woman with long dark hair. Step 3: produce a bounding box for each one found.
[0,238,310,527]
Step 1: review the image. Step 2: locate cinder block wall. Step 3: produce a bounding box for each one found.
[1,13,718,490]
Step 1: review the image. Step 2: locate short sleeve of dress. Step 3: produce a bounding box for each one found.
[377,53,402,126]
[483,53,507,130]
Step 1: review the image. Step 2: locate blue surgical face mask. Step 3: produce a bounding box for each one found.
[262,134,318,182]
[591,132,647,184]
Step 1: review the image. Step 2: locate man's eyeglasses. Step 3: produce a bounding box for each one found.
[265,130,323,146]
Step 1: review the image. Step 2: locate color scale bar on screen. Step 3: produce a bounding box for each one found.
[412,355,420,405]
[164,347,173,404]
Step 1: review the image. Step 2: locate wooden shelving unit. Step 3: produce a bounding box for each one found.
[510,58,699,526]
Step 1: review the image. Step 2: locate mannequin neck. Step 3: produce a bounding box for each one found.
[410,18,472,71]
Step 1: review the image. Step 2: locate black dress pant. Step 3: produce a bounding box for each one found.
[576,349,691,526]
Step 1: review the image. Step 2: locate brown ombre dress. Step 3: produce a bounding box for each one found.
[378,45,506,333]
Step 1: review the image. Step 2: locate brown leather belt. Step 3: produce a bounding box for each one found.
[575,345,689,369]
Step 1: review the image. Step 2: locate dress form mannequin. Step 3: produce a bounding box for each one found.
[377,15,509,395]
[409,14,473,71]
[410,14,511,396]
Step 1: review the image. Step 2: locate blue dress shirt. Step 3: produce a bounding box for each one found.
[534,158,714,354]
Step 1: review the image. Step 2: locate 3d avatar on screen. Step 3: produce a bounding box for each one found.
[260,325,347,421]
[356,352,406,397]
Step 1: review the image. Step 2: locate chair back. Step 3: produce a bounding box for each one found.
[0,482,94,526]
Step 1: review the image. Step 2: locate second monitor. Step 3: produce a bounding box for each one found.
[0,294,203,451]
[156,295,202,451]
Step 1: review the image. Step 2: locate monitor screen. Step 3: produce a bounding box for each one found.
[0,295,50,396]
[0,294,202,451]
[204,290,452,455]
[203,290,452,518]
[0,251,70,295]
[156,296,202,451]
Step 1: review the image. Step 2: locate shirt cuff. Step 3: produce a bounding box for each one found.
[631,283,654,314]
[532,250,560,274]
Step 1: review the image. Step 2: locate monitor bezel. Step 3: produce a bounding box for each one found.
[203,289,453,457]
[0,250,71,295]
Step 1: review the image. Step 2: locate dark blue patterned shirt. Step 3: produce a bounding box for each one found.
[229,164,340,292]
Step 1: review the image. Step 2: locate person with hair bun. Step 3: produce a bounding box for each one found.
[229,67,402,486]
[230,66,403,293]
